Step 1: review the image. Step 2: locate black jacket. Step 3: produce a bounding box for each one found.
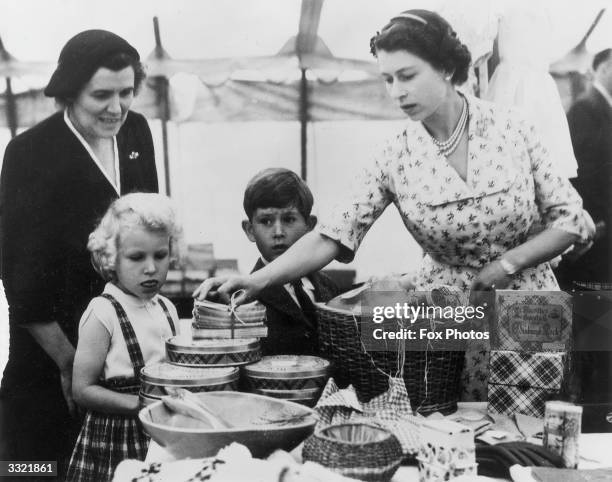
[564,87,612,283]
[0,110,158,394]
[252,258,339,356]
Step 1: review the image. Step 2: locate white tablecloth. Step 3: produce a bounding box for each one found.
[145,432,612,481]
[144,400,612,481]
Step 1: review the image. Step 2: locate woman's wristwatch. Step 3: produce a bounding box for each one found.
[499,258,519,275]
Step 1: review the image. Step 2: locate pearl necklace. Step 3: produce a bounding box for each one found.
[429,96,468,157]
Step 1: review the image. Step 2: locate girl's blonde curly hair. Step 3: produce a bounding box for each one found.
[88,192,184,281]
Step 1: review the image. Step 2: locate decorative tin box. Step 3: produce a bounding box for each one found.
[253,388,322,406]
[166,336,261,367]
[494,290,572,352]
[487,350,565,418]
[140,362,239,401]
[244,355,330,406]
[192,323,268,340]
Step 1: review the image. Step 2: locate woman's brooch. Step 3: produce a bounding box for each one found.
[129,151,140,160]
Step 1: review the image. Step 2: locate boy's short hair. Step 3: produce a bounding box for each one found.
[243,168,314,220]
[87,192,184,281]
[593,48,612,71]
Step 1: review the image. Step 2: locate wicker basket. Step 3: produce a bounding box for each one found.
[316,303,466,415]
[302,423,403,482]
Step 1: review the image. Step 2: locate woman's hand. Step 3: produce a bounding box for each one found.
[60,365,77,418]
[469,261,512,305]
[193,274,263,306]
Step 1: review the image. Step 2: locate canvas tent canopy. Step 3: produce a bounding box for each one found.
[0,0,611,281]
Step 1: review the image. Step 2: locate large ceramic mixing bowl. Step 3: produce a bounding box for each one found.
[139,391,316,459]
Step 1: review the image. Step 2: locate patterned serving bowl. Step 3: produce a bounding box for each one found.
[139,391,316,458]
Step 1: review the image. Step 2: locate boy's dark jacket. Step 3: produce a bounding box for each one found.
[251,258,339,356]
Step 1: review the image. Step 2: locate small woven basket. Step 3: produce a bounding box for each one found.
[302,423,403,482]
[316,303,466,415]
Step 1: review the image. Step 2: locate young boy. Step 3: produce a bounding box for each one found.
[242,168,339,356]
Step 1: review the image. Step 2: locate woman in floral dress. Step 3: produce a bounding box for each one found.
[195,9,592,401]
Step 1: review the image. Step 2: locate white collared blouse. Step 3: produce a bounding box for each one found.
[318,95,591,291]
[78,283,179,380]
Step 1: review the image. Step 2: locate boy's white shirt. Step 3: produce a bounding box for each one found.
[593,80,612,108]
[260,257,316,306]
[78,282,179,380]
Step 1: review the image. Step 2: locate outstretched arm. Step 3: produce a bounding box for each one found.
[193,231,340,304]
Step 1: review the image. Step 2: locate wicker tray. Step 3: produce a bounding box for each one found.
[316,303,466,415]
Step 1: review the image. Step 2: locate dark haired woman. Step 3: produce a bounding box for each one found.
[195,10,592,401]
[0,30,158,476]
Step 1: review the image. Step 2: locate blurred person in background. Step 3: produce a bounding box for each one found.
[556,48,612,287]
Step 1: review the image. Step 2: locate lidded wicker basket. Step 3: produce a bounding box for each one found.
[316,297,468,415]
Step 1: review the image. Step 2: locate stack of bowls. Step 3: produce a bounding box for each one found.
[243,355,330,406]
[192,300,268,339]
[193,299,267,326]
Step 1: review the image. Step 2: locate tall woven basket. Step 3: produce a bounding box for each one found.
[316,303,466,415]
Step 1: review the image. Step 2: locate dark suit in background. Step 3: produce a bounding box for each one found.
[0,110,158,469]
[252,258,339,356]
[561,86,612,284]
[560,86,612,431]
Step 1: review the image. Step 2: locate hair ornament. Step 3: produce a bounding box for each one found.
[391,13,428,25]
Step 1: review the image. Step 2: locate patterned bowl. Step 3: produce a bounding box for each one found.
[139,391,316,459]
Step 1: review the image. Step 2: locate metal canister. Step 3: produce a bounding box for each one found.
[243,355,330,406]
[140,362,239,400]
[543,401,583,468]
[166,336,261,367]
[253,387,322,406]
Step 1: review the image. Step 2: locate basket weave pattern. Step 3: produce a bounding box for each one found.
[316,305,465,415]
[302,423,403,482]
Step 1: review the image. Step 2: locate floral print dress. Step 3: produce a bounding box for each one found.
[318,95,592,401]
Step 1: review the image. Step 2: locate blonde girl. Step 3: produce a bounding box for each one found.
[67,193,182,482]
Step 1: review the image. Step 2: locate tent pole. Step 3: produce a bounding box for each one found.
[5,77,17,138]
[160,77,171,196]
[151,75,171,196]
[299,68,308,181]
[150,17,171,196]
